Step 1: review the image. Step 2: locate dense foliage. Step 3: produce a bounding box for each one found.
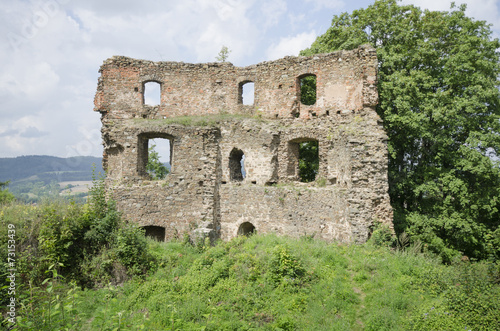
[0,173,156,314]
[301,0,500,262]
[299,75,317,106]
[3,233,498,330]
[298,141,319,182]
[0,181,15,205]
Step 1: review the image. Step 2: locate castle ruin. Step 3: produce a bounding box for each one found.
[93,44,393,243]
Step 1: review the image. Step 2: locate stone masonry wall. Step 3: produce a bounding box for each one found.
[94,44,392,243]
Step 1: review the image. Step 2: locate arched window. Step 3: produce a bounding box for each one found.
[298,74,316,105]
[143,81,161,106]
[229,148,245,181]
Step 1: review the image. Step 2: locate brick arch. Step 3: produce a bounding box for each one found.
[297,73,317,106]
[238,79,255,105]
[237,222,255,236]
[142,80,162,106]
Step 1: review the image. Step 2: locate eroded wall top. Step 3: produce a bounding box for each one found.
[94,44,378,120]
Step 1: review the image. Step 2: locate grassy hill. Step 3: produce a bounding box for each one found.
[0,187,498,330]
[71,236,499,330]
[5,233,499,330]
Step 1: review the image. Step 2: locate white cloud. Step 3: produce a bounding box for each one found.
[0,0,265,157]
[304,0,344,11]
[266,31,317,60]
[260,0,288,28]
[0,0,368,157]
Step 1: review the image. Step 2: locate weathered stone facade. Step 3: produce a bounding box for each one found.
[94,44,393,243]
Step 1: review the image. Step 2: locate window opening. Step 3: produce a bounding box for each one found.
[299,74,316,105]
[139,134,172,180]
[239,81,254,105]
[229,148,245,181]
[146,138,171,179]
[238,222,255,236]
[287,139,319,182]
[144,81,161,106]
[299,140,319,182]
[142,226,165,242]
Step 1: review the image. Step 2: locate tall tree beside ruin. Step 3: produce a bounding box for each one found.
[301,0,500,261]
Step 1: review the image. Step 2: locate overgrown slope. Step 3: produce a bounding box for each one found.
[9,234,498,330]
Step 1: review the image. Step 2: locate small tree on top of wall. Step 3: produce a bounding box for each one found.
[216,46,231,62]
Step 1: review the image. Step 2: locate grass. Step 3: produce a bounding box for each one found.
[1,194,498,330]
[9,233,498,330]
[133,113,262,128]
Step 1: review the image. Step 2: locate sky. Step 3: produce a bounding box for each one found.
[1,0,499,159]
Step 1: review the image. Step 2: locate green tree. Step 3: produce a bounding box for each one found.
[0,181,15,204]
[301,0,500,261]
[146,142,169,180]
[299,141,319,182]
[300,75,317,106]
[216,46,231,62]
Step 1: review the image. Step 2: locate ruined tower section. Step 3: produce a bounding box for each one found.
[94,44,393,243]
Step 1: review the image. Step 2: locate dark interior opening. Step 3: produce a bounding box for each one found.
[238,222,256,237]
[229,148,245,181]
[143,226,165,242]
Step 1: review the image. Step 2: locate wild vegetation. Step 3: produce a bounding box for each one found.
[0,182,15,205]
[1,174,499,330]
[0,173,158,329]
[1,192,499,330]
[301,0,500,262]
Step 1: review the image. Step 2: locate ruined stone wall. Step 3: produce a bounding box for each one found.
[94,44,392,243]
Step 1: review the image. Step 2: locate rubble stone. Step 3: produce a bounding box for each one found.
[93,44,393,243]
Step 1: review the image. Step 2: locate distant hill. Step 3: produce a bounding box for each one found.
[0,156,104,203]
[0,155,103,183]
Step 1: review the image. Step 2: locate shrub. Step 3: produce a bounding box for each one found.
[115,223,151,276]
[268,245,306,286]
[368,223,395,248]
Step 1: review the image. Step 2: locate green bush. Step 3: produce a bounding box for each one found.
[368,223,395,248]
[0,181,15,204]
[0,173,157,301]
[268,245,306,286]
[444,262,500,329]
[115,223,152,275]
